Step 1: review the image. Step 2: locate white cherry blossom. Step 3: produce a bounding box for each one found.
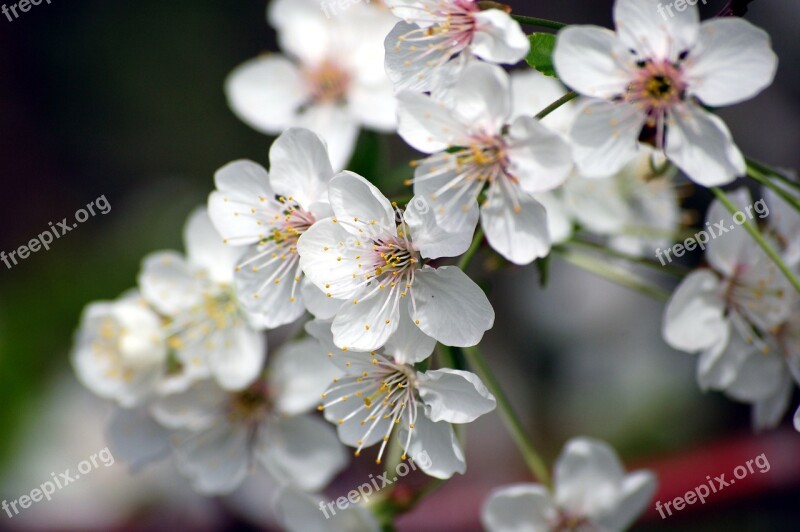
[384,0,529,93]
[297,171,494,351]
[397,62,573,265]
[553,0,778,185]
[308,319,494,478]
[225,0,397,170]
[482,438,656,532]
[208,128,340,328]
[138,208,267,391]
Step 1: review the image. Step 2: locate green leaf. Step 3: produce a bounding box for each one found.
[525,33,557,77]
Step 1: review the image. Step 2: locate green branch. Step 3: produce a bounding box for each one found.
[511,14,567,30]
[535,91,578,120]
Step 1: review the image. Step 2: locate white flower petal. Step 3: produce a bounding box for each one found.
[533,191,574,244]
[665,103,744,187]
[332,289,401,351]
[506,116,573,195]
[208,160,275,246]
[595,470,657,531]
[481,192,551,265]
[329,171,397,237]
[384,20,450,94]
[274,486,380,532]
[440,62,511,135]
[150,379,228,430]
[614,0,699,61]
[268,128,334,209]
[662,270,728,353]
[396,90,472,153]
[401,414,466,479]
[510,70,577,133]
[383,305,437,365]
[404,193,476,260]
[553,26,633,99]
[256,415,347,492]
[417,368,496,424]
[172,422,250,495]
[481,484,558,532]
[138,251,203,316]
[296,104,360,172]
[685,18,777,107]
[554,437,626,518]
[412,155,482,237]
[269,337,342,416]
[349,81,398,132]
[207,324,266,391]
[301,278,343,320]
[751,372,792,431]
[225,55,308,134]
[726,348,786,402]
[184,208,240,285]
[471,9,530,64]
[704,188,755,277]
[106,407,172,472]
[570,100,645,178]
[411,266,494,347]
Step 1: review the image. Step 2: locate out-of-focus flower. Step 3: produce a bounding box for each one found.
[553,0,777,185]
[482,438,656,532]
[138,208,267,391]
[226,0,397,170]
[208,128,340,328]
[309,319,495,478]
[273,486,380,532]
[397,62,573,265]
[298,171,494,351]
[384,0,529,93]
[72,292,167,408]
[151,337,345,495]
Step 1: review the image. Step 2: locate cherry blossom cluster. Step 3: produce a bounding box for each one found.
[70,0,800,530]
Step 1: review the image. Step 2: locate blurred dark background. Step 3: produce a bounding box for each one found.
[1,1,799,530]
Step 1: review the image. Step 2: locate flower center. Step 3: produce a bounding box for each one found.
[305,61,350,103]
[229,380,271,425]
[626,60,686,114]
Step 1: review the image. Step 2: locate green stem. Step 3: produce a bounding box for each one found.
[511,13,567,30]
[746,163,800,215]
[461,345,552,487]
[567,238,688,278]
[711,187,800,294]
[746,157,800,193]
[535,91,578,120]
[553,247,671,301]
[458,227,485,270]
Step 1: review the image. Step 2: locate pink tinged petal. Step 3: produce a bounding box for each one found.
[396,90,472,153]
[172,422,251,495]
[685,18,777,107]
[665,103,744,187]
[417,368,496,423]
[481,192,551,265]
[594,470,657,531]
[400,414,466,479]
[208,160,276,246]
[471,9,530,64]
[206,325,266,391]
[752,374,793,431]
[138,251,203,315]
[331,289,402,352]
[184,208,241,285]
[269,337,342,416]
[481,484,558,532]
[412,156,482,237]
[383,305,437,365]
[296,219,369,300]
[225,55,308,134]
[704,188,755,277]
[444,62,512,135]
[301,278,343,320]
[570,100,646,178]
[404,192,476,260]
[234,244,307,329]
[268,128,334,209]
[349,81,398,132]
[296,104,360,172]
[553,26,634,99]
[328,171,397,237]
[411,266,495,347]
[256,416,347,492]
[554,437,626,518]
[662,270,728,353]
[506,116,573,195]
[613,0,699,61]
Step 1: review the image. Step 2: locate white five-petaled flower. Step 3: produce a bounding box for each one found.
[225,0,397,170]
[663,189,800,428]
[482,438,656,532]
[208,128,340,329]
[384,0,529,93]
[307,319,495,478]
[553,0,778,185]
[72,292,167,408]
[151,337,346,495]
[138,208,267,391]
[397,62,573,265]
[297,171,494,351]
